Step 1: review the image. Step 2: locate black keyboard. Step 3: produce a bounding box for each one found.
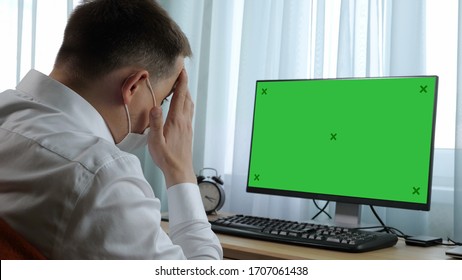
[210,214,398,253]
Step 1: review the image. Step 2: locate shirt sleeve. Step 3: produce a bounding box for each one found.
[57,155,223,260]
[167,183,223,260]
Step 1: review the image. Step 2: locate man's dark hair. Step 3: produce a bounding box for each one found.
[54,0,192,82]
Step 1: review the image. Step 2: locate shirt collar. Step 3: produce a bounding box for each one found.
[16,70,115,143]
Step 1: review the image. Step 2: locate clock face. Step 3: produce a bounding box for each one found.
[199,181,222,212]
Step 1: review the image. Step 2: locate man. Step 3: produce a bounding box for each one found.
[0,0,222,259]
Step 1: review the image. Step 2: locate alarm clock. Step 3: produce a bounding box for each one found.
[196,168,225,214]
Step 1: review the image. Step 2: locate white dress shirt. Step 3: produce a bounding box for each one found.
[0,70,223,260]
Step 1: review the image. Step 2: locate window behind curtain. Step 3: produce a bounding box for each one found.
[0,0,457,151]
[0,0,79,92]
[426,0,458,149]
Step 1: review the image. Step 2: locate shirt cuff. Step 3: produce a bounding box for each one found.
[167,183,207,226]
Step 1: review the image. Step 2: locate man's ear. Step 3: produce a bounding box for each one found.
[121,70,149,105]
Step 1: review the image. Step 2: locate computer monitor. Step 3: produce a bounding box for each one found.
[247,76,438,227]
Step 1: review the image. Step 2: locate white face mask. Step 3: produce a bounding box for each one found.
[116,78,157,152]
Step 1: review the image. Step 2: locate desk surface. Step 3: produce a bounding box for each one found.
[161,216,451,260]
[214,232,449,260]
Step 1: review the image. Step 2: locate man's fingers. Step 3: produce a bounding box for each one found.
[168,70,188,113]
[149,106,164,142]
[147,69,196,187]
[184,89,194,119]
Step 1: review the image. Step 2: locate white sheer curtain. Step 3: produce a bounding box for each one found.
[0,0,76,90]
[0,0,459,241]
[162,0,460,240]
[227,0,436,235]
[455,0,462,242]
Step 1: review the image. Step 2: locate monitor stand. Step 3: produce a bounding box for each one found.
[334,202,362,228]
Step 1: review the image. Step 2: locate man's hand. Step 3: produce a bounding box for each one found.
[148,70,196,188]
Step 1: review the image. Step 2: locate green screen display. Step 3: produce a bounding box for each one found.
[247,76,438,210]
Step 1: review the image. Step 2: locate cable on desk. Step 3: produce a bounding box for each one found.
[443,237,462,246]
[310,204,461,246]
[368,206,462,245]
[368,206,413,238]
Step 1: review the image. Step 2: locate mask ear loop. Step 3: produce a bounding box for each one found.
[122,75,157,136]
[122,74,136,135]
[124,104,132,133]
[146,78,157,107]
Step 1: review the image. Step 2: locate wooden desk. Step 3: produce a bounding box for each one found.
[160,219,450,260]
[214,233,449,260]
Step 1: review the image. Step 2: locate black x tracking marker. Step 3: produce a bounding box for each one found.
[420,85,428,93]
